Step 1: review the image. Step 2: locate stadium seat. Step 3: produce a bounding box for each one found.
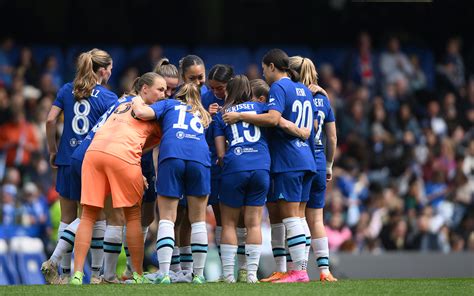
[162,46,188,66]
[10,237,46,285]
[0,239,20,285]
[403,46,435,89]
[313,47,349,76]
[195,46,251,74]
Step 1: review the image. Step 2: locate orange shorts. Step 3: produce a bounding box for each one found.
[81,150,144,208]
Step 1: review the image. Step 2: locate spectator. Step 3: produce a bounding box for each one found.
[409,55,427,92]
[245,63,261,80]
[16,47,39,86]
[380,36,414,87]
[132,44,163,74]
[0,107,40,168]
[1,184,18,225]
[325,212,352,252]
[345,32,380,95]
[0,37,14,87]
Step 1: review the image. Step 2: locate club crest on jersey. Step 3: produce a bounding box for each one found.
[234,147,243,155]
[176,131,185,139]
[296,88,306,96]
[70,138,81,147]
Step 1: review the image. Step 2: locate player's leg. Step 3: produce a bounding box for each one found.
[306,169,337,282]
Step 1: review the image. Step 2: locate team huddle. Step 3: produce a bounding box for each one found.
[40,47,338,285]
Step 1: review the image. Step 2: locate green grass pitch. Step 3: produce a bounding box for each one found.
[1,279,473,295]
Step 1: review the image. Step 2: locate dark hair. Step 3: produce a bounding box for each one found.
[179,55,205,78]
[262,48,299,82]
[223,75,252,111]
[208,64,234,83]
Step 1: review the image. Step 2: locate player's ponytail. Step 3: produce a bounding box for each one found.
[175,83,211,129]
[73,48,112,100]
[289,56,318,86]
[223,75,252,111]
[154,57,179,79]
[262,48,300,82]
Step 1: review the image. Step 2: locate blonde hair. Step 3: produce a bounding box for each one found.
[153,58,179,79]
[289,56,318,86]
[174,83,211,128]
[122,72,162,98]
[250,79,269,100]
[73,48,112,100]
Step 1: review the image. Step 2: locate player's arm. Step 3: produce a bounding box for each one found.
[325,122,337,181]
[131,96,156,120]
[278,117,311,140]
[46,105,62,168]
[215,136,226,167]
[223,109,281,127]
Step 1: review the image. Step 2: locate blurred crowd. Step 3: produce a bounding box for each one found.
[0,32,473,255]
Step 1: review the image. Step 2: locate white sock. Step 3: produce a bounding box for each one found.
[179,246,193,271]
[270,223,287,273]
[191,221,208,277]
[312,237,330,275]
[215,226,222,256]
[156,220,175,275]
[236,227,247,271]
[286,241,294,271]
[91,220,106,277]
[56,222,71,275]
[246,244,261,281]
[301,217,311,269]
[220,244,237,282]
[170,246,182,272]
[283,217,306,271]
[55,220,78,275]
[103,225,123,281]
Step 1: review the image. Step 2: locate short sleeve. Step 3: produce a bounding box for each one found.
[267,83,285,113]
[52,84,66,109]
[150,100,168,121]
[213,113,226,137]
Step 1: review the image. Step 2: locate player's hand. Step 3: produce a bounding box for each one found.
[216,157,224,167]
[309,84,328,97]
[143,175,149,190]
[326,162,333,181]
[299,127,311,140]
[208,103,220,116]
[222,112,241,124]
[49,153,57,169]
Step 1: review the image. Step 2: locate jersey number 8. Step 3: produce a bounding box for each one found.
[72,100,91,135]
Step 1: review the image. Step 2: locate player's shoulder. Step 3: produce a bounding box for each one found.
[58,82,73,96]
[96,85,118,99]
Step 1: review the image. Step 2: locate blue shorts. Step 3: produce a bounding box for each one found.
[70,159,83,201]
[220,170,269,208]
[142,170,157,203]
[307,169,326,209]
[268,171,314,203]
[56,165,72,199]
[156,158,210,198]
[208,167,221,206]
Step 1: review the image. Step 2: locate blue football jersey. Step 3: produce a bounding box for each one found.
[267,77,316,173]
[71,96,132,162]
[214,102,270,175]
[150,99,210,166]
[201,91,225,167]
[313,93,335,168]
[53,82,118,165]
